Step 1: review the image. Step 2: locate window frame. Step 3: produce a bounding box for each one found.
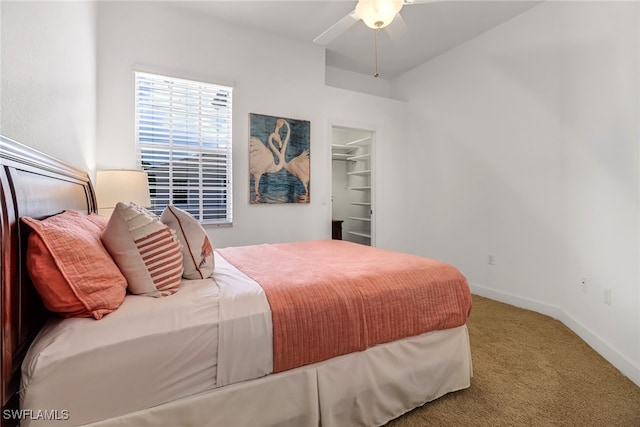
[134,71,233,226]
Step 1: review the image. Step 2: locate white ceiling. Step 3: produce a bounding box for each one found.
[171,1,541,79]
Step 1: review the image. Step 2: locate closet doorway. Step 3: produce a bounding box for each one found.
[331,126,374,246]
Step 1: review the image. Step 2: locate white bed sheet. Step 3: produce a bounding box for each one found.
[20,277,221,427]
[20,253,274,427]
[215,252,273,386]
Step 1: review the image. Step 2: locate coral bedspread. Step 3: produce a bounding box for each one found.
[217,240,472,373]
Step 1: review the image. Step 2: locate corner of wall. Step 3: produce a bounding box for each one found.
[470,283,640,387]
[324,66,405,101]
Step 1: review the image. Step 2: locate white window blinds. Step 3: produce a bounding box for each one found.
[135,72,233,224]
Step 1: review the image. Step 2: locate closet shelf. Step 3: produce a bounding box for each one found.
[349,186,371,191]
[347,170,371,176]
[332,144,358,152]
[332,153,352,161]
[345,137,372,146]
[347,231,371,239]
[348,217,371,222]
[350,202,371,206]
[347,153,371,161]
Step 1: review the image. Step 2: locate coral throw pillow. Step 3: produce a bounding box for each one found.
[22,210,127,319]
[86,212,109,231]
[102,202,183,297]
[161,205,214,280]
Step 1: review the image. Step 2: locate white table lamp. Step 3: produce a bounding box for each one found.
[96,169,151,217]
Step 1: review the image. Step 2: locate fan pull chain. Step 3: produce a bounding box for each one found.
[373,28,380,78]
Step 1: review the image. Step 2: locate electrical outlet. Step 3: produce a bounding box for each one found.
[580,277,588,294]
[488,255,495,266]
[604,288,612,306]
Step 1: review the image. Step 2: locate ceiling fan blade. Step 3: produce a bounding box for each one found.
[385,13,409,46]
[313,10,359,46]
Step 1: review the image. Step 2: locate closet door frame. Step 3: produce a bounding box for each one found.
[328,120,376,247]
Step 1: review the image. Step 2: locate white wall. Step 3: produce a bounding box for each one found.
[96,1,409,251]
[3,0,637,387]
[0,1,96,173]
[395,1,640,385]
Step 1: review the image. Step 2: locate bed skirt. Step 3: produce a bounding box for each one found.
[85,325,472,427]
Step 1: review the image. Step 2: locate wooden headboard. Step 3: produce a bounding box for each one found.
[0,136,96,422]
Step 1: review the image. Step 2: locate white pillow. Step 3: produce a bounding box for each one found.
[102,202,183,297]
[161,205,214,280]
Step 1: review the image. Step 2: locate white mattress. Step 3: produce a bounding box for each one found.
[20,254,273,427]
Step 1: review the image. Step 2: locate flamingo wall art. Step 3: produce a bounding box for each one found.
[249,113,311,204]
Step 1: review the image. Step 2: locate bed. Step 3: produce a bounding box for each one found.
[0,135,473,427]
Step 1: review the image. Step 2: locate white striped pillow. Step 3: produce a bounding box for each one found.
[161,205,214,280]
[102,202,183,297]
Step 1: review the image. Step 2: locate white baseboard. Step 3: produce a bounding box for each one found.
[469,283,640,387]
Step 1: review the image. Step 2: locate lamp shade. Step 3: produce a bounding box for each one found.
[355,0,403,29]
[96,170,151,215]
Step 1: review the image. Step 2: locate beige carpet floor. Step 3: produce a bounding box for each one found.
[386,295,640,426]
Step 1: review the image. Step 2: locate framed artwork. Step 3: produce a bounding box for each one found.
[249,113,310,204]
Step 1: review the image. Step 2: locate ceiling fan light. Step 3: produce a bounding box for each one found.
[355,0,404,30]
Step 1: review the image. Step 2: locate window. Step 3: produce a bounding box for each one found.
[135,72,233,224]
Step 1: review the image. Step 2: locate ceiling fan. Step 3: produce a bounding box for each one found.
[313,0,430,77]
